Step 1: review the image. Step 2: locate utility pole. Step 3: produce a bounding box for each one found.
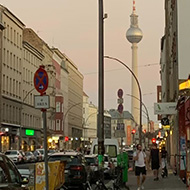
[0,22,5,151]
[98,0,104,167]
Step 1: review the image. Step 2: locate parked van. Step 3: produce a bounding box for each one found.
[90,138,119,166]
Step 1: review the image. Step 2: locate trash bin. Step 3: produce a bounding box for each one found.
[117,152,128,183]
[35,161,66,190]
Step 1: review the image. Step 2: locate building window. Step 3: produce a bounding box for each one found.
[10,53,12,68]
[13,79,15,95]
[10,27,12,42]
[2,75,5,92]
[13,106,15,123]
[13,55,15,69]
[7,25,9,40]
[17,33,19,47]
[56,120,60,130]
[56,102,60,112]
[3,48,5,63]
[3,103,5,121]
[3,22,6,38]
[6,76,9,93]
[30,115,32,127]
[14,30,16,44]
[10,78,12,94]
[7,50,9,66]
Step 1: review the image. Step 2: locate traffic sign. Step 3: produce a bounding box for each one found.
[34,66,48,94]
[117,104,123,114]
[34,95,50,109]
[117,89,123,98]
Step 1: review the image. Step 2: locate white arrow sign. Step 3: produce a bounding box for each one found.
[34,95,50,109]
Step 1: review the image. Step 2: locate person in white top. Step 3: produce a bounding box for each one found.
[133,144,146,190]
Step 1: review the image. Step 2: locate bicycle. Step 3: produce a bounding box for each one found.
[112,166,130,190]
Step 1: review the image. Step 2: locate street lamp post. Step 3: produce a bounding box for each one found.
[104,55,143,145]
[62,102,81,149]
[63,102,81,133]
[98,0,105,167]
[126,93,150,132]
[83,112,97,147]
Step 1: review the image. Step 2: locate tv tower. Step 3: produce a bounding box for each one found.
[126,0,143,127]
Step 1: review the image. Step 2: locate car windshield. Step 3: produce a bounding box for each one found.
[85,157,97,164]
[5,151,17,155]
[126,150,133,156]
[38,150,44,154]
[94,145,117,158]
[48,150,55,153]
[26,152,32,156]
[49,155,80,167]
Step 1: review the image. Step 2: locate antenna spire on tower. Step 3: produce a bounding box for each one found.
[133,0,136,13]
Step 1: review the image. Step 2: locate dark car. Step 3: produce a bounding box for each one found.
[0,153,29,189]
[49,151,87,189]
[84,154,99,183]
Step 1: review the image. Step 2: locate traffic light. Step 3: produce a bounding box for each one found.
[65,136,69,142]
[152,138,156,143]
[131,129,136,134]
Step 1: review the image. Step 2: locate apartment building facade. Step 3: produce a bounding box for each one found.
[160,0,190,181]
[0,5,25,152]
[65,54,83,149]
[0,4,84,151]
[23,28,56,139]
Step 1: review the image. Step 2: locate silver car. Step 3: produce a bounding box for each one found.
[5,150,23,164]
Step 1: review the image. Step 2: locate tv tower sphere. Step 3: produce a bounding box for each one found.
[126,27,143,43]
[126,0,143,44]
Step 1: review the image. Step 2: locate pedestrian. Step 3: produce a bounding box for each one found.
[161,146,168,177]
[149,143,160,181]
[133,144,146,190]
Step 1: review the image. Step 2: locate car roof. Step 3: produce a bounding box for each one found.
[50,151,80,156]
[84,154,97,158]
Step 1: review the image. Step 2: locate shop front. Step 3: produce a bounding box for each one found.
[20,128,43,151]
[0,123,20,152]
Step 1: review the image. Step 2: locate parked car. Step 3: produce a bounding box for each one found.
[124,149,134,161]
[0,153,29,189]
[103,154,115,179]
[5,150,23,164]
[36,149,44,161]
[25,151,36,163]
[32,150,42,162]
[48,149,56,156]
[48,151,87,189]
[84,154,99,183]
[19,150,27,163]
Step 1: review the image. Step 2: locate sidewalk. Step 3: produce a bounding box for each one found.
[126,169,187,190]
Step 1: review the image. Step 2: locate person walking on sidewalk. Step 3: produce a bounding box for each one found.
[133,144,146,190]
[149,143,160,181]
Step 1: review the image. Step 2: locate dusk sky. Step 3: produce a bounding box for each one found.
[0,0,165,123]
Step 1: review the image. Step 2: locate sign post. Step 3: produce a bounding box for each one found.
[34,65,49,190]
[117,89,125,150]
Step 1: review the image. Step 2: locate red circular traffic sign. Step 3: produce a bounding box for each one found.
[117,104,124,114]
[117,89,123,98]
[34,66,48,94]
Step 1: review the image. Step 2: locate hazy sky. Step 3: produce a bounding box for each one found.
[0,0,165,123]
